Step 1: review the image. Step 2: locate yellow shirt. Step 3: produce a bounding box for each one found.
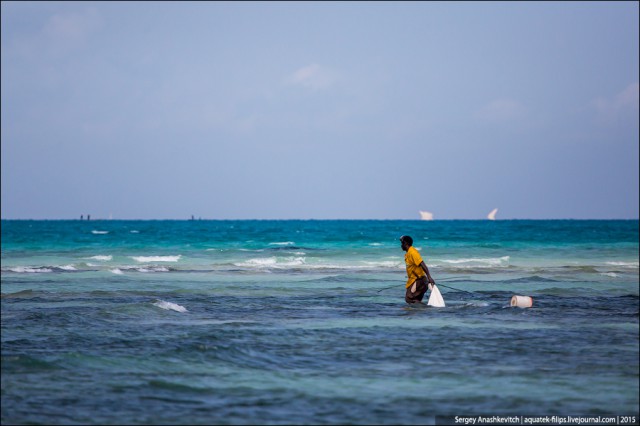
[404,246,426,288]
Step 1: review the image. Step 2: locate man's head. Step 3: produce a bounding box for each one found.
[400,235,413,251]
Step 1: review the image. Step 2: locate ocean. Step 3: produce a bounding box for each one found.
[1,220,638,425]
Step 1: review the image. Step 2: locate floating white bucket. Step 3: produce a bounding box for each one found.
[510,295,533,308]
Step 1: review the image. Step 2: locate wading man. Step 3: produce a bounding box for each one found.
[400,235,436,304]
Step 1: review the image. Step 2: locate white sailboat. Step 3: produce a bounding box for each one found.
[419,211,434,220]
[487,208,498,220]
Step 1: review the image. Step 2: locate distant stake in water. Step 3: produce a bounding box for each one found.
[510,295,533,308]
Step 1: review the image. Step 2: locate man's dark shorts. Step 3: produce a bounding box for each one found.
[405,276,428,304]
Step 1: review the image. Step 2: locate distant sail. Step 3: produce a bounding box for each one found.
[487,208,498,220]
[419,211,434,220]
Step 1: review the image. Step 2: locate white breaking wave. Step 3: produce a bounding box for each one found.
[131,255,181,262]
[362,260,403,268]
[4,266,53,273]
[59,265,77,271]
[87,255,112,261]
[437,256,510,267]
[115,265,170,273]
[232,257,403,271]
[235,256,305,268]
[269,241,295,246]
[137,267,170,273]
[153,300,187,313]
[91,230,109,235]
[606,261,638,268]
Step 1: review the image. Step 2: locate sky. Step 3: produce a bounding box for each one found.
[1,1,638,220]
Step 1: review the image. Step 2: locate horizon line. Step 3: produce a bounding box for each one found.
[1,217,639,221]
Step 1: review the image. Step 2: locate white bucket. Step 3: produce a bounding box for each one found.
[510,295,533,308]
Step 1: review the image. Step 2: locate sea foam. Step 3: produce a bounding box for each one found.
[131,255,181,262]
[152,300,187,313]
[4,267,53,273]
[235,256,306,268]
[59,265,77,271]
[438,256,510,267]
[606,261,639,268]
[87,255,112,261]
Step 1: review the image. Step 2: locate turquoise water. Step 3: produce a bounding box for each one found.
[2,220,638,424]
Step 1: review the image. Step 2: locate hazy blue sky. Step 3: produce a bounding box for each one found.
[2,1,638,220]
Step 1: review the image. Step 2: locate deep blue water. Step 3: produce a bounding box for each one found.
[2,220,638,424]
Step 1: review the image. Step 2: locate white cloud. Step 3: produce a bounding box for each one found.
[474,98,526,123]
[287,64,337,91]
[590,83,639,125]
